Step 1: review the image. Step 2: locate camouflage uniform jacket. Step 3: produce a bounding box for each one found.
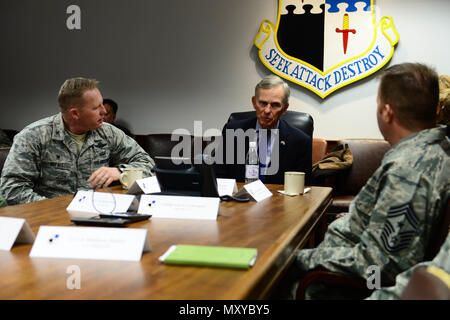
[296,126,450,286]
[0,113,154,205]
[367,232,450,300]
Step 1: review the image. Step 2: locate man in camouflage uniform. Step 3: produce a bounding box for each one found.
[0,78,154,205]
[274,63,450,299]
[367,232,449,300]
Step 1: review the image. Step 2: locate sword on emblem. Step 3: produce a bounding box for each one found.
[335,14,356,54]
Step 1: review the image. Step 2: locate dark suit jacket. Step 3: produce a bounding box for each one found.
[218,117,312,185]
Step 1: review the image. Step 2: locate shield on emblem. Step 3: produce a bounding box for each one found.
[276,0,374,73]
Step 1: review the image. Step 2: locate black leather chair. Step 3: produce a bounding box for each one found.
[3,129,19,142]
[140,134,194,159]
[139,134,216,167]
[227,110,314,138]
[0,147,10,175]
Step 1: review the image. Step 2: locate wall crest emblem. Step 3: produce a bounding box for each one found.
[254,0,399,98]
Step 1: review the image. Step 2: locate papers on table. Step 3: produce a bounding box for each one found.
[138,195,220,220]
[216,178,238,196]
[127,177,237,198]
[67,190,139,218]
[277,187,311,196]
[0,217,35,251]
[126,176,161,195]
[233,180,272,202]
[30,226,151,261]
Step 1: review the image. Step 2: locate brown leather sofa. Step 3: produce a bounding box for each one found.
[327,139,391,213]
[312,138,327,165]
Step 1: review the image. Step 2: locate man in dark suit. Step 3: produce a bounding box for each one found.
[219,75,312,185]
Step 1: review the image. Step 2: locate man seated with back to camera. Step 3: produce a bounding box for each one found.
[273,62,450,299]
[0,77,154,205]
[102,98,134,138]
[218,75,312,185]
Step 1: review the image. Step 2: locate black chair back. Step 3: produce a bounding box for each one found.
[141,134,194,159]
[425,196,450,261]
[227,110,314,138]
[3,129,19,142]
[0,147,10,175]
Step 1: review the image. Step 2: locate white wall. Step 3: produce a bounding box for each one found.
[0,0,448,139]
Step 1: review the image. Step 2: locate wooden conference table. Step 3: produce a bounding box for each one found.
[0,184,332,300]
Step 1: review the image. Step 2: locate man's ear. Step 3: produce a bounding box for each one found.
[383,103,394,124]
[282,103,289,115]
[68,107,80,120]
[251,96,257,110]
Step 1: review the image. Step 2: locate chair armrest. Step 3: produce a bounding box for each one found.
[296,270,372,300]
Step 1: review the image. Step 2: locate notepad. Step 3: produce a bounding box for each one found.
[159,245,258,269]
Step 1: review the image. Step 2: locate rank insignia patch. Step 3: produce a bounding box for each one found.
[381,203,419,253]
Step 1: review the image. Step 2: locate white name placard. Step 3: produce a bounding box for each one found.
[67,190,139,218]
[217,178,238,197]
[234,180,272,202]
[29,226,151,261]
[138,195,220,220]
[127,176,161,195]
[0,217,35,251]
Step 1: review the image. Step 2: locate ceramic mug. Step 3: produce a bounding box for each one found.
[119,168,143,189]
[284,171,305,196]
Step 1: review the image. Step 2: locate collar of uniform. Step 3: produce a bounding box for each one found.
[384,126,448,162]
[51,113,67,141]
[52,113,98,152]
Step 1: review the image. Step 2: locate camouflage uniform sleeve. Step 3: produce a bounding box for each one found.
[0,130,48,204]
[367,232,450,300]
[296,163,435,283]
[106,125,155,177]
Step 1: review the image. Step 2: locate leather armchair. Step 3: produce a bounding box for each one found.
[312,138,327,165]
[3,129,19,142]
[139,134,217,168]
[327,139,391,213]
[0,147,10,175]
[227,110,314,138]
[140,133,194,159]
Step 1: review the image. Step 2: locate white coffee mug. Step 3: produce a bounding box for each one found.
[119,168,143,189]
[284,171,305,196]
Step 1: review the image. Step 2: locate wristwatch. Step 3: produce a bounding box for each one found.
[116,165,126,173]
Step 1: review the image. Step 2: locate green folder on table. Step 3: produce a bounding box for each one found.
[159,245,258,269]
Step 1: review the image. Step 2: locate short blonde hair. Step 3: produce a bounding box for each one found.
[58,77,99,112]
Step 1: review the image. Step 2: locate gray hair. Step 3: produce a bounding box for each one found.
[255,75,290,106]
